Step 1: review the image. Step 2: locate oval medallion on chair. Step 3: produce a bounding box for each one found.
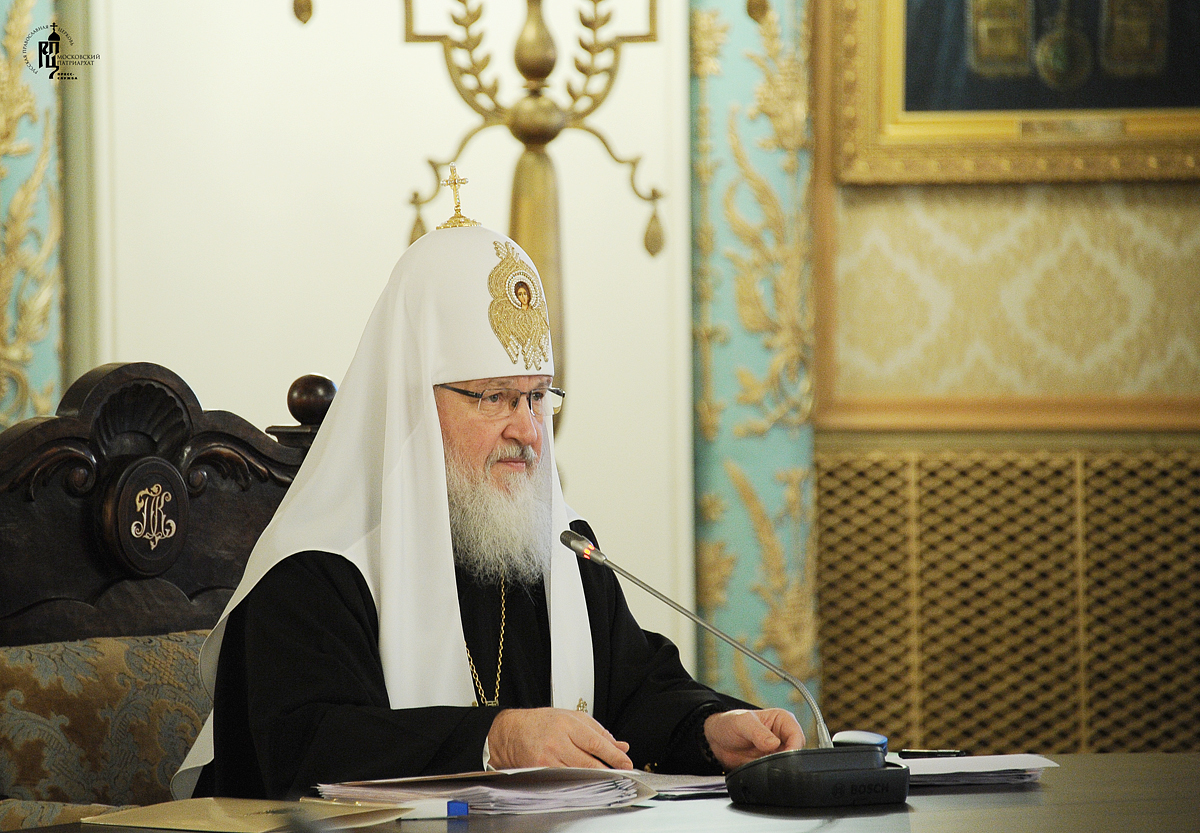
[101,457,190,577]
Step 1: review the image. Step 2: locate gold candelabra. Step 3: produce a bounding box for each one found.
[404,0,664,398]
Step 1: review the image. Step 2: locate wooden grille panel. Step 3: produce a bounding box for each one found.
[1083,452,1200,752]
[814,455,914,742]
[815,448,1200,754]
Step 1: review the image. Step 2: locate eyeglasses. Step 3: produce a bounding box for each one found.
[437,384,566,419]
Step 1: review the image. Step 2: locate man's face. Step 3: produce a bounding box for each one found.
[434,374,550,492]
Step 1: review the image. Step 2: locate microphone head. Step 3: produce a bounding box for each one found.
[560,530,605,563]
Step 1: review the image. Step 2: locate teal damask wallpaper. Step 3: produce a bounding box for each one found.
[691,0,817,721]
[0,0,61,428]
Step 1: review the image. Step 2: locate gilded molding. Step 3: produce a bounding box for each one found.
[0,0,60,426]
[834,2,1200,184]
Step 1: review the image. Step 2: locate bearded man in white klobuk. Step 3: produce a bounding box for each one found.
[174,203,803,800]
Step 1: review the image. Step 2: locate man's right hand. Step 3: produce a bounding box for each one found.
[487,708,633,770]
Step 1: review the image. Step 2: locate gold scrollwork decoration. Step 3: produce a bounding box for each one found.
[0,0,60,428]
[725,5,814,438]
[696,537,736,689]
[697,490,727,525]
[696,539,735,614]
[724,459,817,704]
[691,8,730,443]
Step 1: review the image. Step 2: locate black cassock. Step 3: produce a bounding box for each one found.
[198,523,744,798]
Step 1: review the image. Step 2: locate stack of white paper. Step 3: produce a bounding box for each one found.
[885,753,1058,786]
[628,772,728,798]
[318,768,656,815]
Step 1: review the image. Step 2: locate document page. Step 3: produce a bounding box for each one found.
[886,753,1058,786]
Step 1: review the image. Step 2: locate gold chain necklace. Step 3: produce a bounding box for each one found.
[465,580,506,707]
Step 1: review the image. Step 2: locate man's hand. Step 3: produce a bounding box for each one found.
[704,708,805,770]
[487,708,633,770]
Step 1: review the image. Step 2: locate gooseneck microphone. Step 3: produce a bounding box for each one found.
[561,529,833,748]
[560,529,909,809]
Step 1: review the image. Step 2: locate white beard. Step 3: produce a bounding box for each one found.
[445,442,553,586]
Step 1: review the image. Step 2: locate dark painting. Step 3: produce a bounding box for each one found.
[906,0,1200,111]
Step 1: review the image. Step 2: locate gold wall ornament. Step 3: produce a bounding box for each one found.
[691,8,729,443]
[404,0,664,405]
[696,537,735,688]
[744,6,809,170]
[696,538,735,613]
[487,240,550,370]
[725,459,817,697]
[1,0,61,427]
[731,649,760,704]
[697,490,727,525]
[725,6,814,439]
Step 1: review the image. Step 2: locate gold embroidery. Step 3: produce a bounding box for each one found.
[576,698,588,712]
[487,241,550,370]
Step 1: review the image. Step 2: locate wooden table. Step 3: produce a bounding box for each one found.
[48,753,1200,833]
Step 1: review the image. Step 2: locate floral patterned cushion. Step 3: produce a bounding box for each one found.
[0,631,209,812]
[0,799,128,830]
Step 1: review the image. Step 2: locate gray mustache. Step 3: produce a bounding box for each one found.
[487,444,537,467]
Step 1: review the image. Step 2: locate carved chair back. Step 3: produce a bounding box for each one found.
[0,362,331,646]
[0,363,333,821]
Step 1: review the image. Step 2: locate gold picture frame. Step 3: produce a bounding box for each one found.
[809,3,1200,432]
[834,1,1200,184]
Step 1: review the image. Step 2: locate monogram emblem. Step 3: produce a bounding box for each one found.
[130,482,176,550]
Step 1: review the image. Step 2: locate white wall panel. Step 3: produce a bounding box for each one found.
[85,0,694,662]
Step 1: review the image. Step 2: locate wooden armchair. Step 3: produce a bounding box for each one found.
[0,363,332,829]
